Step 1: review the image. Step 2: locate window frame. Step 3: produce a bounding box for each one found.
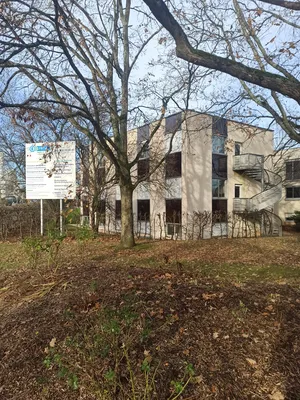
[286,159,300,181]
[212,179,226,198]
[286,186,300,199]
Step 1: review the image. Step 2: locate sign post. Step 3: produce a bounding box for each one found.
[60,199,63,235]
[41,199,44,236]
[25,142,76,235]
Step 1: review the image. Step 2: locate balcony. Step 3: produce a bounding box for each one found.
[233,154,263,171]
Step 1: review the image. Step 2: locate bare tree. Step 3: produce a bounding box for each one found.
[0,0,196,247]
[142,0,300,142]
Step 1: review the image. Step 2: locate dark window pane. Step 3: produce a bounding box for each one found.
[137,124,150,143]
[235,143,241,155]
[212,117,227,136]
[96,167,105,186]
[166,152,181,178]
[294,161,300,179]
[294,187,300,198]
[115,200,121,220]
[82,200,89,216]
[212,154,227,179]
[82,168,89,187]
[137,199,150,221]
[166,199,181,223]
[165,113,182,134]
[138,159,150,180]
[286,162,293,180]
[212,135,225,154]
[97,200,106,224]
[212,179,225,198]
[286,187,293,198]
[212,199,227,222]
[235,185,240,198]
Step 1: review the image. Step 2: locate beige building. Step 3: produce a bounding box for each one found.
[95,111,284,238]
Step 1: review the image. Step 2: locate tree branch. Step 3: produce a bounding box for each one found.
[142,0,300,104]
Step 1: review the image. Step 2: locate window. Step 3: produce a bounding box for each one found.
[286,160,300,180]
[115,200,121,220]
[137,200,150,221]
[212,179,225,198]
[212,117,227,136]
[212,199,228,222]
[138,159,149,180]
[212,135,225,154]
[165,113,182,134]
[97,200,106,225]
[235,142,242,155]
[212,154,227,179]
[82,168,89,187]
[286,187,300,199]
[137,124,150,142]
[139,140,149,159]
[166,152,181,178]
[82,200,89,216]
[96,166,105,186]
[166,199,181,223]
[234,185,241,198]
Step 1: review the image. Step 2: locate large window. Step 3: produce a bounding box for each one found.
[286,160,300,180]
[286,187,300,199]
[137,200,150,221]
[138,159,150,180]
[212,117,227,136]
[166,199,181,223]
[212,199,228,222]
[97,200,106,225]
[212,135,225,154]
[166,152,181,178]
[137,124,150,142]
[212,154,227,179]
[96,166,105,186]
[165,113,182,134]
[212,179,225,198]
[115,200,121,220]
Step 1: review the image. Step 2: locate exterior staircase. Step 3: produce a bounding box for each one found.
[233,154,283,236]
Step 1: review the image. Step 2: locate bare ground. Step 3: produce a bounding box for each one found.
[0,236,300,400]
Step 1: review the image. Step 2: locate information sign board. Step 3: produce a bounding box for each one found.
[26,141,76,199]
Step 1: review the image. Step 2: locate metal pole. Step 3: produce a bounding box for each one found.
[60,199,63,235]
[40,199,44,236]
[261,157,264,236]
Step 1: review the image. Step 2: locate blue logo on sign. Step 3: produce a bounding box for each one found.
[29,144,50,152]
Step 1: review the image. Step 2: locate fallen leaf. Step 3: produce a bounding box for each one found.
[268,390,284,400]
[246,358,257,367]
[49,338,56,348]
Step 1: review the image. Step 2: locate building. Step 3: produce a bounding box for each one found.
[272,148,300,224]
[93,110,284,239]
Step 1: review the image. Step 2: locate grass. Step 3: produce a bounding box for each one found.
[1,235,300,399]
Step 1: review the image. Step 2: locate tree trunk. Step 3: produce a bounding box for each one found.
[120,184,135,248]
